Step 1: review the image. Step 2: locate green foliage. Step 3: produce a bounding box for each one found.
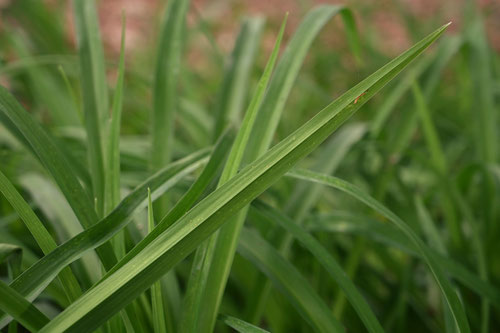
[0,1,498,333]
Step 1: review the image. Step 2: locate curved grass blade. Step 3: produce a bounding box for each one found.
[73,0,109,217]
[0,86,97,230]
[0,170,82,302]
[467,8,497,163]
[286,168,470,332]
[105,14,126,214]
[182,15,287,333]
[0,55,77,76]
[246,123,366,323]
[105,14,127,264]
[245,5,361,161]
[0,85,127,314]
[100,129,233,279]
[212,17,264,140]
[411,81,462,246]
[238,7,362,321]
[0,131,230,330]
[148,189,168,333]
[413,76,489,331]
[238,228,344,333]
[250,202,385,333]
[0,243,22,279]
[0,149,209,328]
[219,314,270,333]
[0,281,49,332]
[307,212,500,310]
[38,23,448,333]
[151,0,190,171]
[370,35,462,137]
[6,31,80,127]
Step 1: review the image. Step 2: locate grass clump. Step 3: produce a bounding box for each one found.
[0,1,498,332]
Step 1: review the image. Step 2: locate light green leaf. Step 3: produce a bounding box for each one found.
[219,314,270,333]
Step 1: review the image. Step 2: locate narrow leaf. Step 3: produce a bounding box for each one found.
[182,15,287,332]
[73,0,109,217]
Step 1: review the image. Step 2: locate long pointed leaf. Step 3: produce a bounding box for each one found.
[73,0,109,217]
[182,15,287,332]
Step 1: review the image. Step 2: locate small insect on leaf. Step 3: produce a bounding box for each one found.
[354,92,366,104]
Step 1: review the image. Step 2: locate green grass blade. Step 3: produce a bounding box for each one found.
[286,168,470,332]
[411,82,447,174]
[36,23,448,333]
[245,5,355,160]
[182,15,287,332]
[369,55,432,137]
[247,123,366,323]
[101,130,233,279]
[73,0,108,217]
[0,149,209,328]
[307,212,500,311]
[0,281,49,332]
[0,170,82,302]
[151,0,190,171]
[0,81,132,297]
[338,8,362,66]
[250,202,385,333]
[0,243,22,279]
[0,86,97,230]
[105,14,126,214]
[148,189,168,333]
[467,9,497,163]
[6,31,80,127]
[212,17,264,140]
[287,122,367,221]
[0,85,123,294]
[370,35,462,138]
[414,196,448,255]
[105,15,127,262]
[238,228,344,333]
[219,314,270,333]
[411,81,462,247]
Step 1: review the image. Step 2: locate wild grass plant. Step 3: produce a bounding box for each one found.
[0,0,498,332]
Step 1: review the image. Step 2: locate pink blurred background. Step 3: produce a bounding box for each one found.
[88,0,499,56]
